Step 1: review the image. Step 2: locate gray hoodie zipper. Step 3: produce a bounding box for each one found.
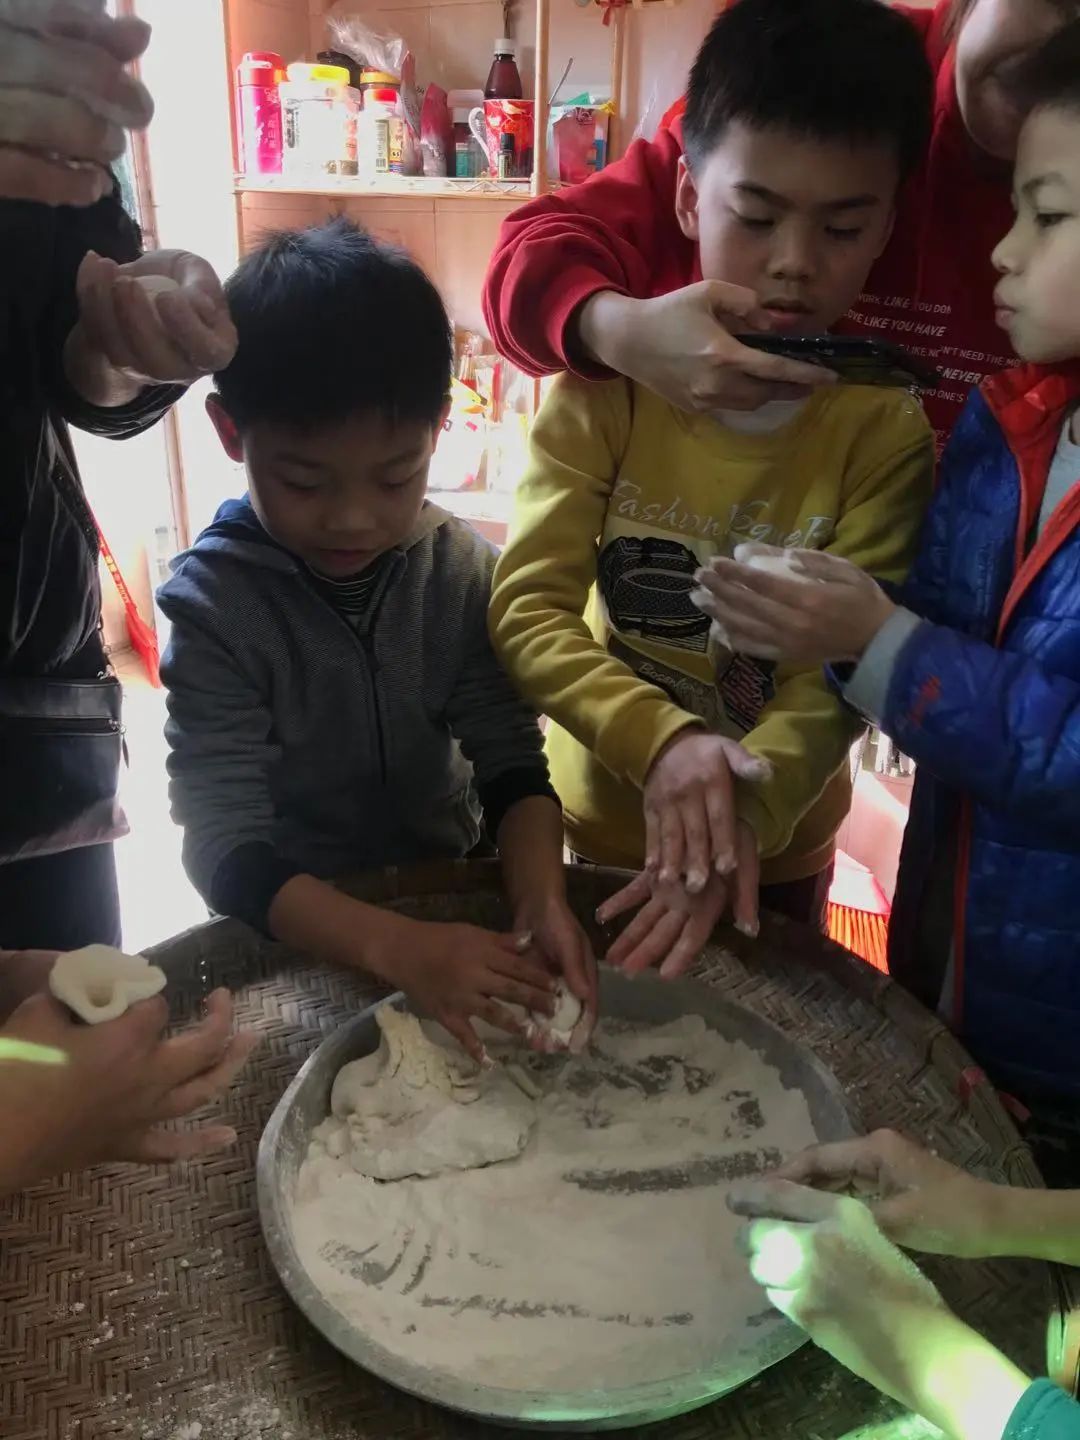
[314,552,404,788]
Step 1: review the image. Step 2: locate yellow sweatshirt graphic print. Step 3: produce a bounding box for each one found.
[489,376,933,882]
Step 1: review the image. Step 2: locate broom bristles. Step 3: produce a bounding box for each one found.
[827,851,891,970]
[827,902,889,971]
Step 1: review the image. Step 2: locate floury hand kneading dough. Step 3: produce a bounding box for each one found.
[289,1003,819,1395]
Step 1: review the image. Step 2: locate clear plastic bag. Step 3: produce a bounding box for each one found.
[327,10,422,170]
[327,13,408,81]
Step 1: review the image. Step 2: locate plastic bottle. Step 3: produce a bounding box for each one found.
[359,70,400,107]
[281,63,357,178]
[484,39,522,101]
[363,88,404,177]
[234,52,285,177]
[452,109,476,178]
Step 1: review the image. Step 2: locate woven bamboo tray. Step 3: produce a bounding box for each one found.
[1,860,1074,1440]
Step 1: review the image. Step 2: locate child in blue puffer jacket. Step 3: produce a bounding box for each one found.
[691,25,1080,1185]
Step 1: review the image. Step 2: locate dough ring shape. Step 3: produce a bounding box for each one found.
[49,944,167,1025]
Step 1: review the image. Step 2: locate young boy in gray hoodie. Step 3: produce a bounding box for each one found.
[158,219,593,1059]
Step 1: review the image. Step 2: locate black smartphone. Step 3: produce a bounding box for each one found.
[734,334,941,390]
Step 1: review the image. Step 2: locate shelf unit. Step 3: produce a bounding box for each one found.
[234,175,537,201]
[227,0,629,211]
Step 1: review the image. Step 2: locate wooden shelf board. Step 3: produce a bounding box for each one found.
[235,175,535,202]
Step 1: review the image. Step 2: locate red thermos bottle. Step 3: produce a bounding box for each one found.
[235,51,286,177]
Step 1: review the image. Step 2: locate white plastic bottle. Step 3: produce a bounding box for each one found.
[361,87,404,178]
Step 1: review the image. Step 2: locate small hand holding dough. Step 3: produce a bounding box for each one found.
[696,543,814,652]
[49,944,166,1025]
[528,981,586,1054]
[736,543,815,580]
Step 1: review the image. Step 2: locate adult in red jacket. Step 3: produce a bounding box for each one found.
[484,0,1076,450]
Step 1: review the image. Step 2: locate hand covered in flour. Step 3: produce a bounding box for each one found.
[643,729,770,893]
[776,1130,1011,1260]
[65,248,238,404]
[0,0,153,207]
[599,819,760,978]
[692,543,895,665]
[513,896,598,1051]
[727,1180,1030,1440]
[0,987,258,1195]
[382,919,558,1066]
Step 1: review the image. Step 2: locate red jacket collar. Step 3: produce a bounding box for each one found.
[980,363,1080,585]
[982,363,1080,446]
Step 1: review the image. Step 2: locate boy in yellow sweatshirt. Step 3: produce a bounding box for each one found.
[489,0,935,976]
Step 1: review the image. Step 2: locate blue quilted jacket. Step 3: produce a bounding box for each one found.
[883,364,1080,1104]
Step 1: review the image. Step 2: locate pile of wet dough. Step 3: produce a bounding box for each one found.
[316,1007,536,1181]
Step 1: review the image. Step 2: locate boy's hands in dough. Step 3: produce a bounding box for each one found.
[727,1178,1030,1440]
[776,1130,1008,1260]
[643,730,769,893]
[599,819,760,977]
[0,987,258,1195]
[381,919,558,1065]
[513,895,598,1049]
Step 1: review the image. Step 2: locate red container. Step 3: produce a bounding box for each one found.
[469,98,534,178]
[235,51,286,177]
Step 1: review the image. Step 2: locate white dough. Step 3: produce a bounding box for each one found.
[49,944,166,1025]
[327,1007,534,1181]
[734,544,815,582]
[528,980,584,1051]
[134,275,181,301]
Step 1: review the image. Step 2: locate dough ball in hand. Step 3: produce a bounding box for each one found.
[49,944,166,1025]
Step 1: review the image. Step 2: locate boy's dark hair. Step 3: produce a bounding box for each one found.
[683,0,933,179]
[214,218,452,431]
[1015,17,1080,116]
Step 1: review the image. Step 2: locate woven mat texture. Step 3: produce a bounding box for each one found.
[0,861,1068,1440]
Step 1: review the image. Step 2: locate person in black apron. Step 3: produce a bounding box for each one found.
[0,2,255,1197]
[0,2,236,951]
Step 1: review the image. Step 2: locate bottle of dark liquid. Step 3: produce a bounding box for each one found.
[498,131,516,180]
[484,38,522,100]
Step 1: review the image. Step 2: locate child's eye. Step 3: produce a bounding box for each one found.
[1035,211,1069,230]
[826,225,864,241]
[734,212,774,231]
[282,479,320,495]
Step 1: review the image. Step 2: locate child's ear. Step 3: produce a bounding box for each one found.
[206,394,244,462]
[431,402,452,449]
[674,156,701,244]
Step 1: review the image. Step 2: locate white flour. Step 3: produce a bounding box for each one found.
[289,1013,818,1397]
